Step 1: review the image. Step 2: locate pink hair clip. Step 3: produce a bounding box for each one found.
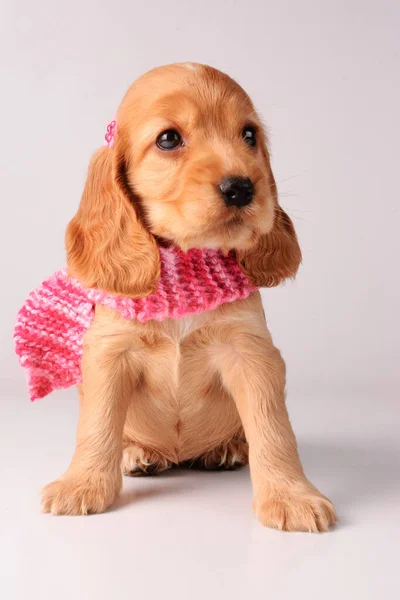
[104,118,117,148]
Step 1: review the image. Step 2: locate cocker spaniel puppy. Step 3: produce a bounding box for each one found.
[41,63,336,531]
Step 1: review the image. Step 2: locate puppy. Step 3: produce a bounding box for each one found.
[42,63,336,531]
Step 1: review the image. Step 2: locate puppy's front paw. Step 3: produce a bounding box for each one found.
[254,486,337,532]
[41,474,121,516]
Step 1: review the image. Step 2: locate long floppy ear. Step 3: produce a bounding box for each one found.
[237,171,302,287]
[66,143,160,297]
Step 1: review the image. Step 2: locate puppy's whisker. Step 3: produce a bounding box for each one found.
[274,173,305,186]
[281,208,315,213]
[285,212,313,223]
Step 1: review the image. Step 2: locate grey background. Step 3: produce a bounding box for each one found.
[1,1,399,599]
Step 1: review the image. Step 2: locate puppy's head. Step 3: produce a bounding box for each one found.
[66,63,301,296]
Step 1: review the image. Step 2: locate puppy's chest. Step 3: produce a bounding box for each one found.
[174,314,202,342]
[164,311,210,344]
[146,312,211,397]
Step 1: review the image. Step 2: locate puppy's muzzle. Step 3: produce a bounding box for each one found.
[218,176,254,208]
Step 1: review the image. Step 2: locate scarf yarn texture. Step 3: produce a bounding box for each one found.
[14,246,258,401]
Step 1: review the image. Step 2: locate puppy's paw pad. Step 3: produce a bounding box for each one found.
[254,489,337,532]
[41,477,118,516]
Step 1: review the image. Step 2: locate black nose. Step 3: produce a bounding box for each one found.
[219,176,254,207]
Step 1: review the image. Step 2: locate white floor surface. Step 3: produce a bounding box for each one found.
[1,383,399,600]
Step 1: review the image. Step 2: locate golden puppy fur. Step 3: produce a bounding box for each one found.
[42,63,336,531]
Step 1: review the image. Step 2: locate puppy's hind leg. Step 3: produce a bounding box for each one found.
[122,443,173,476]
[185,431,248,471]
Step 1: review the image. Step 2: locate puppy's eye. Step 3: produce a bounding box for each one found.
[242,126,257,147]
[156,129,183,150]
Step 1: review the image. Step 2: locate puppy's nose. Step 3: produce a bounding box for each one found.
[218,176,254,207]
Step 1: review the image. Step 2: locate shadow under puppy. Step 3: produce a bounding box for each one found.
[42,63,336,531]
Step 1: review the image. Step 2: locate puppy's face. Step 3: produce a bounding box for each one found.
[67,63,301,297]
[119,64,274,251]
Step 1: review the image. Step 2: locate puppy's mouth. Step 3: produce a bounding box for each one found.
[222,198,260,227]
[224,210,244,226]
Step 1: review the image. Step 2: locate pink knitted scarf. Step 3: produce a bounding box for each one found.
[14,245,257,401]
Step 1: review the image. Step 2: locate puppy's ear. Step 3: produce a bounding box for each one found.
[66,142,160,297]
[237,170,301,287]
